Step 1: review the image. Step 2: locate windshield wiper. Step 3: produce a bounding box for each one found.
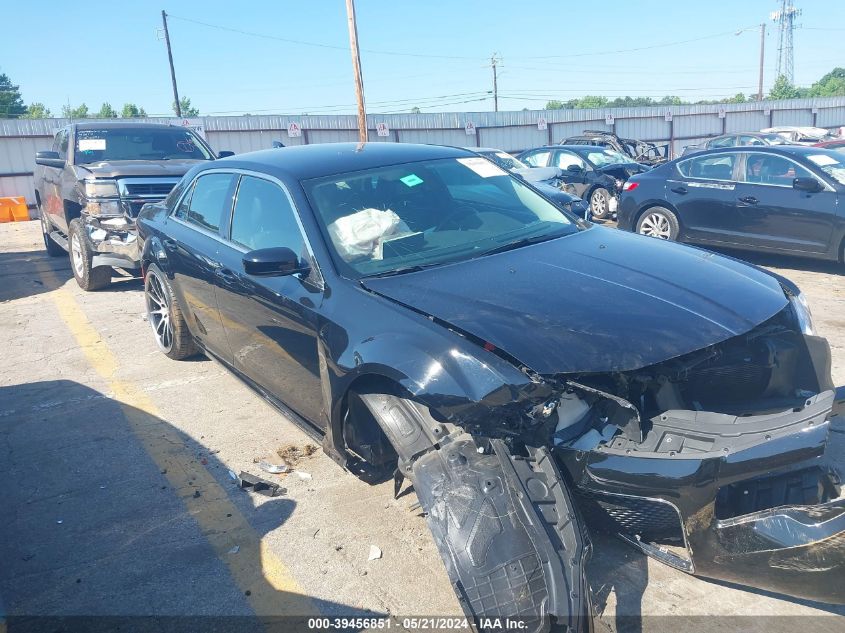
[477,232,564,257]
[363,263,437,279]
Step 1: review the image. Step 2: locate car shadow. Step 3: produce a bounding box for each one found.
[0,380,379,632]
[0,249,143,303]
[704,246,843,275]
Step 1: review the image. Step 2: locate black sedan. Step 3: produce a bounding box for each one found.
[137,142,845,628]
[681,131,791,156]
[618,145,845,263]
[516,145,650,219]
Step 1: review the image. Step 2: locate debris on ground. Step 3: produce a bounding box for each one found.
[235,471,286,497]
[368,545,382,561]
[259,460,290,474]
[296,471,312,481]
[276,443,319,468]
[228,545,240,554]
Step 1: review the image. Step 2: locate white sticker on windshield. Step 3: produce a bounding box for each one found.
[457,157,507,178]
[807,154,838,166]
[78,138,106,151]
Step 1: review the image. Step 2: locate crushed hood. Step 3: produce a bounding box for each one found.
[75,159,208,179]
[363,227,789,375]
[596,163,650,180]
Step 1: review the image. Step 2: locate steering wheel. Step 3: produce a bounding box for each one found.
[433,202,479,231]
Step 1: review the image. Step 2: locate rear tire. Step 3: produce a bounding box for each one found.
[589,187,612,220]
[68,218,112,290]
[144,263,199,360]
[40,209,64,257]
[636,206,680,241]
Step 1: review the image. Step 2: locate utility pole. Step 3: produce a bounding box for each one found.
[161,10,181,117]
[345,0,367,143]
[758,23,766,100]
[490,54,500,112]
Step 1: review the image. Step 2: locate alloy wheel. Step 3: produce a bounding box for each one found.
[146,272,173,352]
[70,233,85,276]
[639,213,672,239]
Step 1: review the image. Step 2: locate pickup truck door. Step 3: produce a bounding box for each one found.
[42,129,69,231]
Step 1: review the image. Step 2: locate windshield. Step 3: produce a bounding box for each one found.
[577,148,635,167]
[74,127,213,164]
[761,133,789,145]
[806,153,845,185]
[480,151,529,171]
[303,157,579,279]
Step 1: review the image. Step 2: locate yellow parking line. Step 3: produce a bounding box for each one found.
[37,267,315,618]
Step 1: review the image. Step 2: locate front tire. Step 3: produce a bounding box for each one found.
[144,263,198,360]
[68,218,112,290]
[589,187,612,220]
[636,206,680,241]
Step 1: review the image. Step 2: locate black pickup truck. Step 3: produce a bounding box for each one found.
[35,122,231,290]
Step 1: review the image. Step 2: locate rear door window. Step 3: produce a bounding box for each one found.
[229,176,306,253]
[707,136,736,149]
[739,135,765,146]
[179,173,237,233]
[678,154,737,181]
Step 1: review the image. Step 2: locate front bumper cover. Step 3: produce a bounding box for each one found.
[555,387,845,604]
[83,214,141,269]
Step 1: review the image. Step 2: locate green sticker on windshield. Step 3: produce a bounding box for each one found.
[400,174,423,187]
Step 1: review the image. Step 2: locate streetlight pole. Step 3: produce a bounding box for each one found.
[161,10,181,117]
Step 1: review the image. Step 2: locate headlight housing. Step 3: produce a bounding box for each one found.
[83,179,119,199]
[789,291,816,336]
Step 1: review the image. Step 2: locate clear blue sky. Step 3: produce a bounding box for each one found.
[2,0,843,116]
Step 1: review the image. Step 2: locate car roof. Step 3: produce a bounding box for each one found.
[682,145,840,158]
[470,147,509,153]
[71,121,183,131]
[210,142,474,180]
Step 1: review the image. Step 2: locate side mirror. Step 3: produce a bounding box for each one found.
[272,141,285,149]
[793,177,823,193]
[565,164,583,173]
[242,247,309,277]
[217,150,235,159]
[35,150,65,168]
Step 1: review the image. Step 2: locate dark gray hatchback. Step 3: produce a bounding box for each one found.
[618,145,845,263]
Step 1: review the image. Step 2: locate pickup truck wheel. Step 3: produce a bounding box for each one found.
[68,218,112,290]
[40,211,64,257]
[589,188,611,219]
[144,264,198,360]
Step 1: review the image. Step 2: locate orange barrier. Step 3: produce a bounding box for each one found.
[0,196,30,223]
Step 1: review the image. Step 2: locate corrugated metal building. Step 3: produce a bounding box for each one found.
[2,96,844,206]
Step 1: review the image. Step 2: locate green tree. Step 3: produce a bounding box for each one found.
[96,102,118,118]
[61,103,89,119]
[121,103,147,118]
[544,99,568,110]
[725,93,747,104]
[768,75,801,100]
[173,96,199,117]
[410,106,421,113]
[22,102,52,118]
[808,67,845,97]
[0,72,26,118]
[658,96,682,105]
[573,95,608,109]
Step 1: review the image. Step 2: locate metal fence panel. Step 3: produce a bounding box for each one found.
[725,110,769,133]
[772,108,814,127]
[478,125,547,153]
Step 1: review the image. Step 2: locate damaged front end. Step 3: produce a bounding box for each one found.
[550,304,845,604]
[355,300,844,629]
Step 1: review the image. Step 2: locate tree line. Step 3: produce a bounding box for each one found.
[0,72,200,119]
[543,69,845,110]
